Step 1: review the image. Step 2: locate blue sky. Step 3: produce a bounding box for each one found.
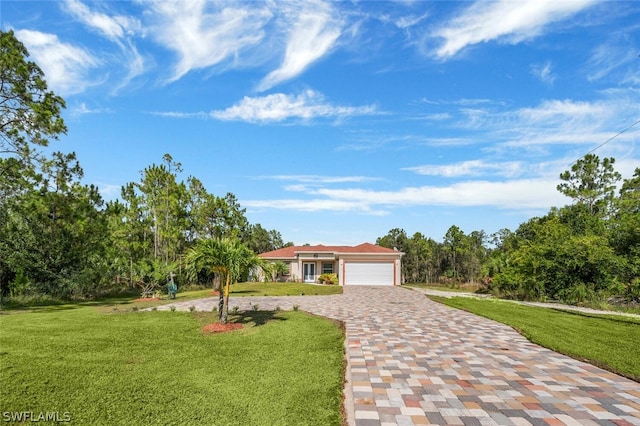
[3,0,640,246]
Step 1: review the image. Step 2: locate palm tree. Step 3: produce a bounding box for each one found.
[185,238,264,324]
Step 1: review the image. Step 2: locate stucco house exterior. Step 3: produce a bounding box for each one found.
[258,243,403,286]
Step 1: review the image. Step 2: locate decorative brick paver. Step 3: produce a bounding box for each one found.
[156,286,640,426]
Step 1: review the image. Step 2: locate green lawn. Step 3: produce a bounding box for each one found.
[229,282,343,297]
[430,296,640,382]
[404,283,482,293]
[0,302,345,425]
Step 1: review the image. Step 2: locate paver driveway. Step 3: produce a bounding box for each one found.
[158,286,640,426]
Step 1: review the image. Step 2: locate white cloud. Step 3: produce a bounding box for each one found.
[313,179,566,210]
[243,198,387,215]
[263,175,380,184]
[210,90,377,123]
[144,0,272,82]
[258,1,342,91]
[70,103,113,116]
[15,29,100,96]
[96,183,122,201]
[395,13,429,30]
[63,0,141,41]
[244,177,567,215]
[530,61,555,84]
[587,34,639,83]
[517,99,606,122]
[148,111,209,119]
[404,160,525,178]
[433,0,597,59]
[63,0,145,89]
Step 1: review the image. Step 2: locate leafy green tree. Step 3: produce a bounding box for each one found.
[0,30,66,171]
[494,214,617,302]
[137,154,188,264]
[610,168,640,300]
[1,152,108,298]
[246,224,286,254]
[557,154,621,217]
[377,228,408,281]
[443,225,466,284]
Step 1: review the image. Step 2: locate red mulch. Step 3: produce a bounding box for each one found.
[210,291,220,296]
[202,323,244,334]
[133,297,161,302]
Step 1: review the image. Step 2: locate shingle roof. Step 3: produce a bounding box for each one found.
[259,242,401,258]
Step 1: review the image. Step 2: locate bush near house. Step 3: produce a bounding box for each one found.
[318,273,339,285]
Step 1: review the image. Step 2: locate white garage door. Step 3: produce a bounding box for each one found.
[344,262,395,286]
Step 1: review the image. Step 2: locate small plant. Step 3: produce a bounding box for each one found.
[170,306,176,312]
[151,307,157,311]
[189,305,196,312]
[252,304,259,311]
[275,306,281,311]
[211,305,218,312]
[318,273,338,285]
[300,293,305,296]
[131,306,139,312]
[231,306,240,315]
[293,305,299,311]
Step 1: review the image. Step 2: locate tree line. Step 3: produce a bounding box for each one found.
[376,155,639,304]
[0,30,289,301]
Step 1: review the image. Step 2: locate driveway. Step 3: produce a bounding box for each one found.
[157,286,640,426]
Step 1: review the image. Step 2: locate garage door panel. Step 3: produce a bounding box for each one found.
[345,262,394,285]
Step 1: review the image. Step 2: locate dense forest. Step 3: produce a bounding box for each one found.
[0,31,289,301]
[376,154,640,304]
[1,29,638,306]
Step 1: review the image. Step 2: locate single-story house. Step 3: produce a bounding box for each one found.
[258,243,403,286]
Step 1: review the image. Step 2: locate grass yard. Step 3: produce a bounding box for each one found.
[430,296,640,382]
[0,302,345,425]
[229,282,343,297]
[404,283,483,293]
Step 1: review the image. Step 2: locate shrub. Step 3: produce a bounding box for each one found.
[318,273,338,285]
[170,306,176,312]
[189,306,196,312]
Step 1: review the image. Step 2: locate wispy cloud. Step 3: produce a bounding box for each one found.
[260,175,380,184]
[587,33,639,84]
[14,29,101,96]
[210,90,377,123]
[432,0,597,59]
[63,0,141,41]
[62,0,145,89]
[70,102,113,116]
[143,0,272,82]
[258,1,342,91]
[530,61,555,84]
[243,198,388,215]
[244,177,566,215]
[404,160,525,178]
[148,111,209,119]
[312,179,565,210]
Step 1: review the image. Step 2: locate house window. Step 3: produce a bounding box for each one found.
[322,262,334,274]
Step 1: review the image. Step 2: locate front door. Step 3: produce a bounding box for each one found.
[303,263,315,283]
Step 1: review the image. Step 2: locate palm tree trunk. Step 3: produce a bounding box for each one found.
[221,275,231,324]
[218,292,224,321]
